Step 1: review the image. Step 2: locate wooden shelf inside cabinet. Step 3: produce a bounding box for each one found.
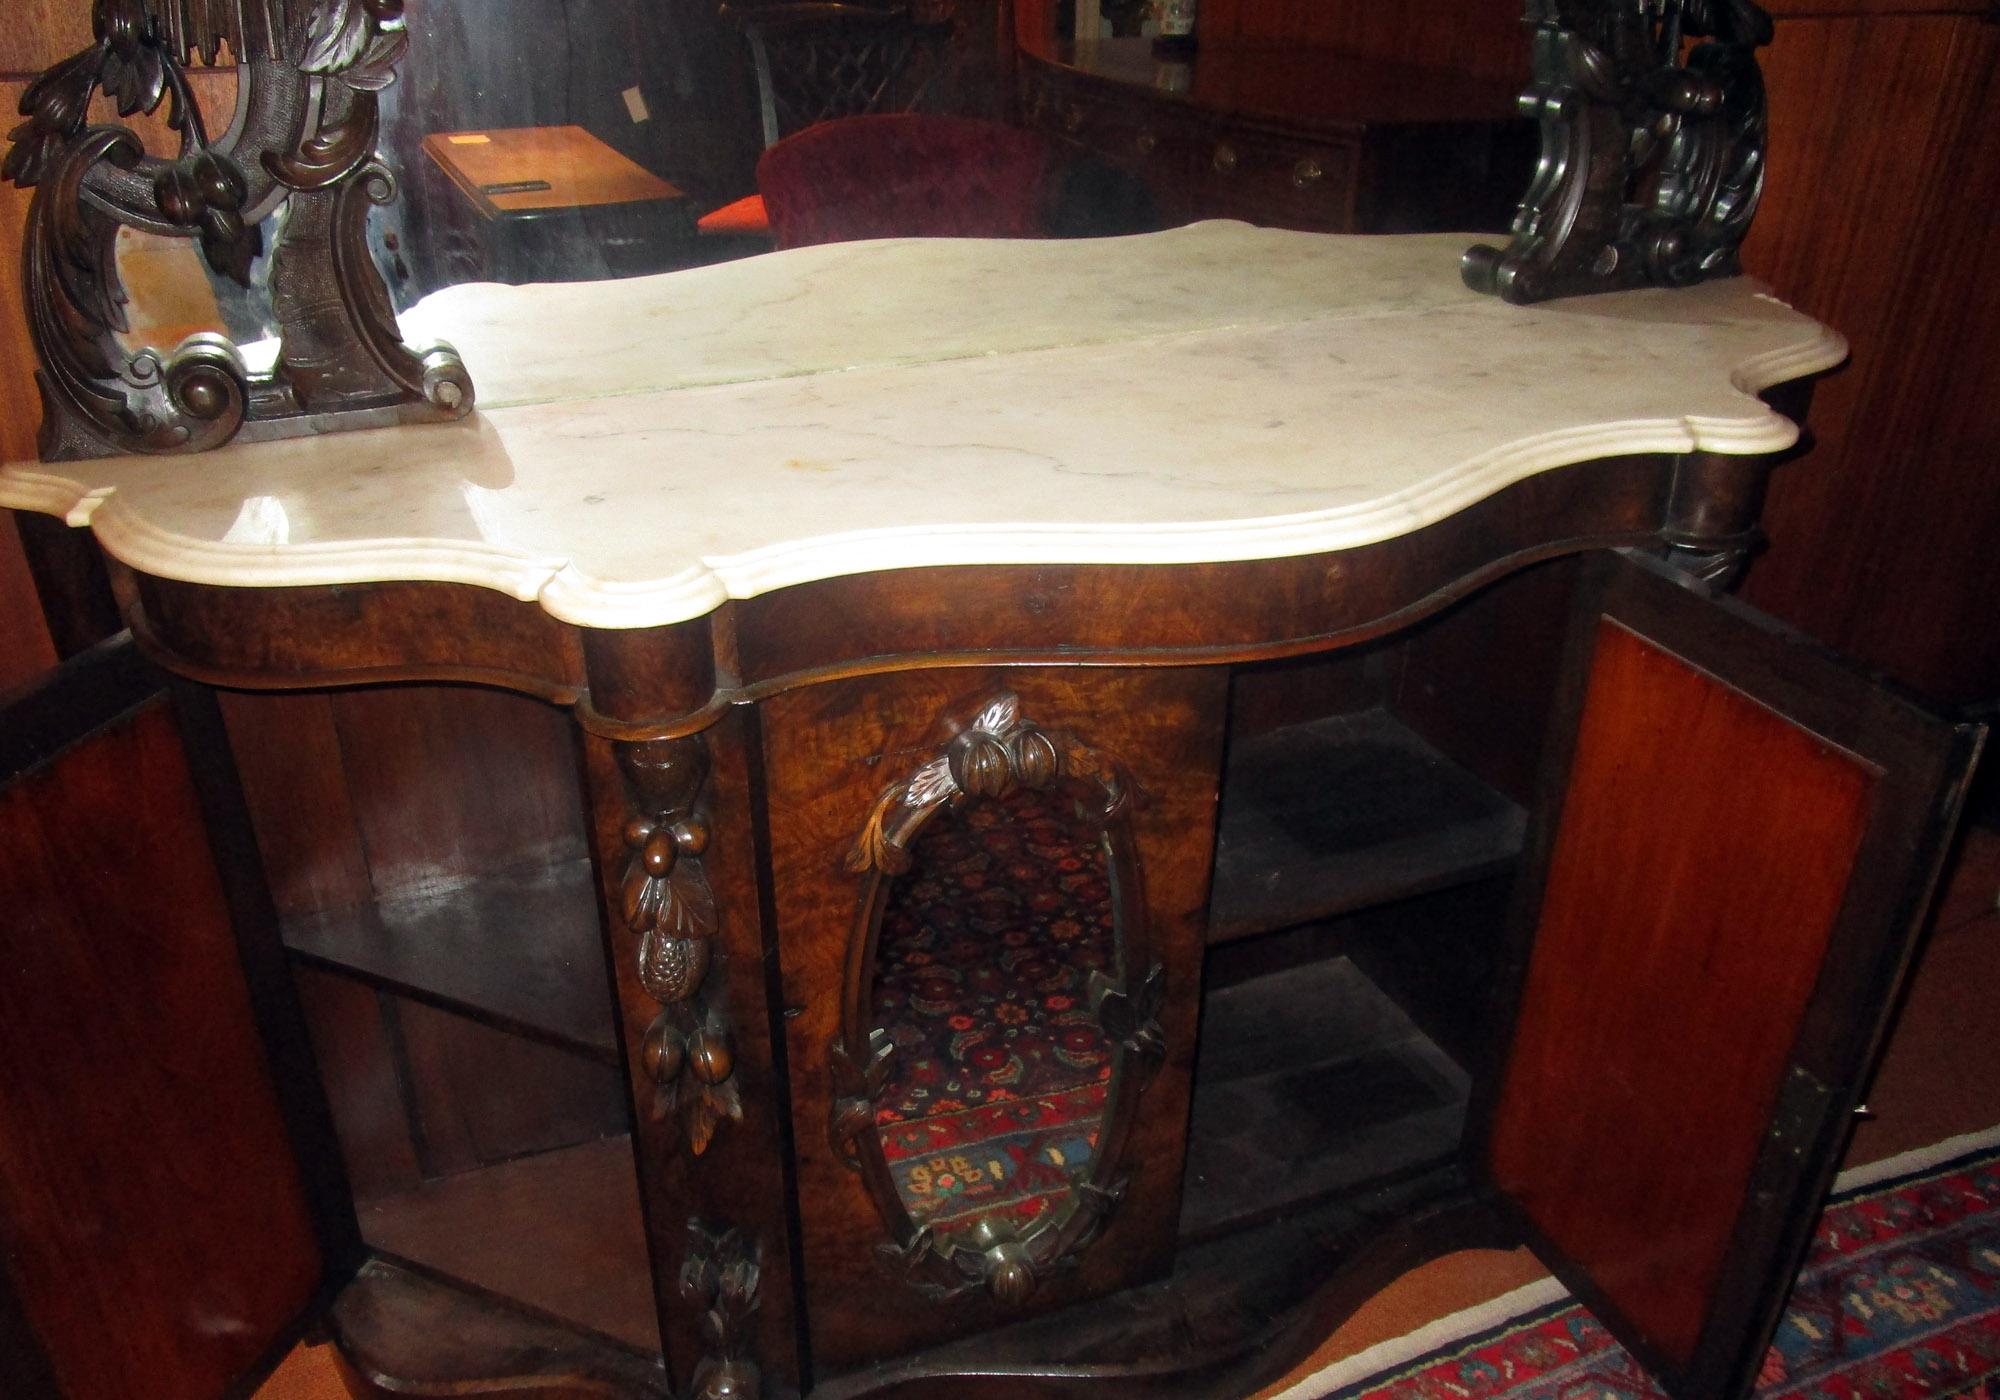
[281,858,619,1062]
[359,1136,662,1356]
[1180,955,1469,1242]
[329,1255,670,1397]
[1208,708,1526,942]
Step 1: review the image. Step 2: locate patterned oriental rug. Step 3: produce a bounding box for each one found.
[1294,1128,2000,1400]
[870,787,1117,1234]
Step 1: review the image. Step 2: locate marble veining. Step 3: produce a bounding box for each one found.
[0,224,1847,630]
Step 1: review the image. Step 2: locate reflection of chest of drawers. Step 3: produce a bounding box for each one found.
[1017,38,1533,233]
[1,227,1981,1400]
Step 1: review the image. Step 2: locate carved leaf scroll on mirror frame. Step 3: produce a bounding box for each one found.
[833,692,1166,1310]
[1463,0,1776,304]
[6,0,474,462]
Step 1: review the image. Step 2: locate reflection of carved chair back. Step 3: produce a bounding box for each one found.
[726,3,955,149]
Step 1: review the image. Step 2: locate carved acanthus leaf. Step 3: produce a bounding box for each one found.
[828,1029,895,1168]
[1090,963,1166,1066]
[681,1221,764,1399]
[6,47,108,190]
[300,0,407,75]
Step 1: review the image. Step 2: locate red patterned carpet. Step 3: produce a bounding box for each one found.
[871,787,1116,1233]
[1325,1139,2000,1399]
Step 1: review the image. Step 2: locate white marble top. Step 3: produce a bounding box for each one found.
[0,223,1845,629]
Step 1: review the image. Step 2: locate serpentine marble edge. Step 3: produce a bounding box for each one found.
[0,222,1846,629]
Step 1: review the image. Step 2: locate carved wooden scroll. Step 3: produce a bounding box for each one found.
[679,1220,763,1400]
[1464,0,1774,304]
[6,0,472,460]
[619,737,743,1157]
[836,693,1164,1308]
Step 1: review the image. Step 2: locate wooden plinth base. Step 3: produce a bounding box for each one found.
[325,1167,1508,1400]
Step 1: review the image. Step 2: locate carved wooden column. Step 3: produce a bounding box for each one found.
[1657,450,1776,587]
[582,711,798,1400]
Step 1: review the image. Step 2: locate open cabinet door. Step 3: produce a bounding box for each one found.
[1478,551,1985,1400]
[0,637,354,1399]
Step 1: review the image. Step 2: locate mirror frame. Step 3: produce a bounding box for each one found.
[4,0,1778,459]
[831,691,1165,1308]
[6,0,471,461]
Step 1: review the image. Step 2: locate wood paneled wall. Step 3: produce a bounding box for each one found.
[1198,0,1530,82]
[0,515,56,693]
[1737,4,2000,703]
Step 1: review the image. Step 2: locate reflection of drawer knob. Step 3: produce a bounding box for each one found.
[1064,104,1086,133]
[1292,157,1324,189]
[1212,142,1238,174]
[1135,129,1157,156]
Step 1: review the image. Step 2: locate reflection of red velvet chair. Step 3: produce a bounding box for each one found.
[695,1,953,243]
[755,113,1054,248]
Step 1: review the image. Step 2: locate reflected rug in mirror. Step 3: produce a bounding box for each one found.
[872,787,1116,1233]
[1301,1126,2000,1400]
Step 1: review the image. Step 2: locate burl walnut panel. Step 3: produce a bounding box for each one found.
[759,666,1229,1373]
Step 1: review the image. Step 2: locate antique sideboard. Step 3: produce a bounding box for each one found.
[0,224,1984,1400]
[1015,36,1532,235]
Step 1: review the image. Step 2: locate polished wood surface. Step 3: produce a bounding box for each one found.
[114,453,1681,737]
[0,647,325,1399]
[1493,620,1872,1369]
[1024,36,1520,128]
[328,1257,669,1399]
[1017,37,1528,234]
[761,666,1227,1369]
[0,512,55,692]
[1482,555,1981,1398]
[581,708,807,1394]
[1739,9,2000,701]
[1187,0,1528,83]
[133,572,587,702]
[293,966,427,1201]
[355,1136,661,1355]
[13,509,121,660]
[421,126,688,221]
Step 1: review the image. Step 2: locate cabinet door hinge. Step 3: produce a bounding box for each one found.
[1766,1064,1836,1166]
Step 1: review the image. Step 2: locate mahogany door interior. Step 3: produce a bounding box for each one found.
[1477,550,1985,1400]
[0,637,351,1400]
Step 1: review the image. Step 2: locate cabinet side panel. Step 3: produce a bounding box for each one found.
[1488,621,1874,1370]
[0,511,57,694]
[0,699,324,1399]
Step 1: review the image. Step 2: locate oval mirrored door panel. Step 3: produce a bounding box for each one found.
[834,694,1165,1306]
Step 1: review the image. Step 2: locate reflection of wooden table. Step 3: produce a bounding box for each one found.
[420,125,692,280]
[3,229,1973,1400]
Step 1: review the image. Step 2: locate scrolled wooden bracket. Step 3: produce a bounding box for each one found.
[619,737,742,1157]
[5,0,473,460]
[1464,0,1774,305]
[680,1219,764,1400]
